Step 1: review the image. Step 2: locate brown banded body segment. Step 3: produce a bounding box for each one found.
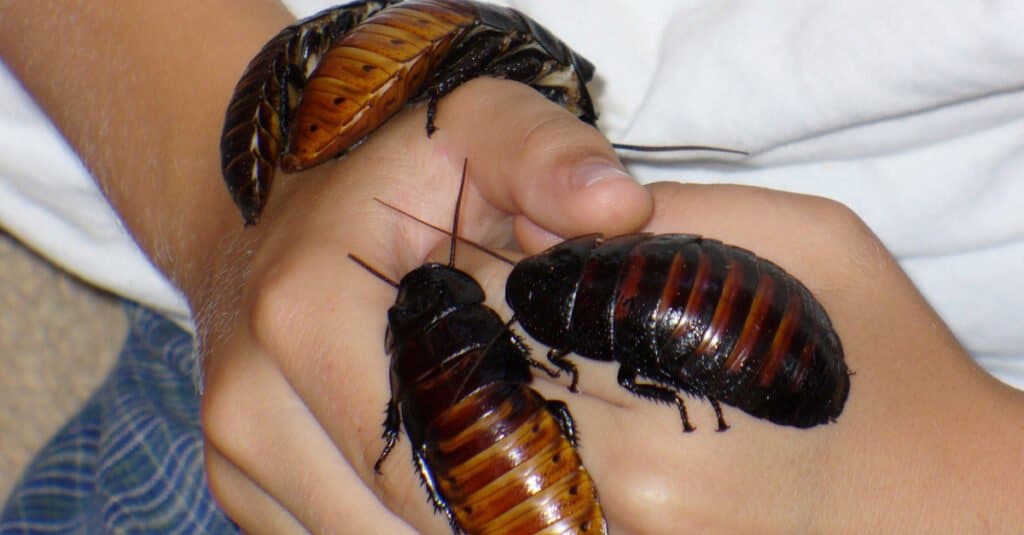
[505,233,850,431]
[374,262,608,534]
[281,1,479,171]
[421,383,606,534]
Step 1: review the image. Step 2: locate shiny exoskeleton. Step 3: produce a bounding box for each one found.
[220,0,596,224]
[352,163,607,534]
[506,233,850,432]
[221,2,389,224]
[372,264,606,534]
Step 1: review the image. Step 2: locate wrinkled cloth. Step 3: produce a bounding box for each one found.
[0,3,1020,378]
[0,304,238,534]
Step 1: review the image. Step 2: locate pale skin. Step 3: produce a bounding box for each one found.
[2,1,1023,533]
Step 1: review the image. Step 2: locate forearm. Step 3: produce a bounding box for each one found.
[0,0,291,301]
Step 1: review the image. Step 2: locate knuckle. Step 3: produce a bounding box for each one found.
[199,373,242,451]
[808,197,874,241]
[605,464,710,533]
[246,258,306,356]
[517,111,605,162]
[203,445,232,507]
[804,197,886,261]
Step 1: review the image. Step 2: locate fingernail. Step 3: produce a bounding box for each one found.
[570,158,632,189]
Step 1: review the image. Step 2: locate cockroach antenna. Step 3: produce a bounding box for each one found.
[373,198,516,266]
[611,143,748,156]
[347,254,399,288]
[448,158,469,267]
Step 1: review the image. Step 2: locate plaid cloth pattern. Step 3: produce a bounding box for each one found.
[1,304,238,534]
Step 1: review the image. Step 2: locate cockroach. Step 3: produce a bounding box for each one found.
[373,203,851,433]
[506,234,851,432]
[350,161,607,534]
[221,0,598,225]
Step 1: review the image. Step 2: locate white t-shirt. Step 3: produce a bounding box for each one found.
[1,0,1021,387]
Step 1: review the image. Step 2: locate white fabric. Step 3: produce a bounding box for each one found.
[0,0,1020,388]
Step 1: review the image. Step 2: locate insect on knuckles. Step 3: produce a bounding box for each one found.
[506,234,852,432]
[349,161,607,535]
[221,0,597,225]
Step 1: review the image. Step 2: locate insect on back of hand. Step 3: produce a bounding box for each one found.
[376,194,852,434]
[349,160,607,535]
[221,0,600,225]
[220,0,747,225]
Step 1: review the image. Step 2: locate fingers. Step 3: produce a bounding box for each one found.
[200,75,662,534]
[201,328,430,534]
[430,77,653,247]
[205,448,306,535]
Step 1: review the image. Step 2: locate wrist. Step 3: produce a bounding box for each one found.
[0,1,294,310]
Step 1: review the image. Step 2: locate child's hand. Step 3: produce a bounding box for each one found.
[196,77,651,534]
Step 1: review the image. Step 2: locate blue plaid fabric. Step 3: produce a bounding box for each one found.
[1,304,238,534]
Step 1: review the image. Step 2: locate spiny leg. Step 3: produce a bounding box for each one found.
[373,400,402,473]
[423,32,516,136]
[617,366,695,432]
[527,356,561,379]
[413,447,463,534]
[544,399,578,446]
[547,347,580,393]
[709,397,730,432]
[509,322,560,378]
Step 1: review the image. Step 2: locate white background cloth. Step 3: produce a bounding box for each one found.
[1,0,1021,387]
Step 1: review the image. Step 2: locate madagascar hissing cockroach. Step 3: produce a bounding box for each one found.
[349,161,607,534]
[371,205,850,432]
[221,0,598,225]
[506,234,851,432]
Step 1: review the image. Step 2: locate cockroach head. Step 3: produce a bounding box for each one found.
[388,263,486,335]
[505,236,598,344]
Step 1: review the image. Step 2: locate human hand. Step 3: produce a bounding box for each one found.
[489,182,1024,533]
[196,77,653,534]
[6,0,1018,529]
[199,74,1024,533]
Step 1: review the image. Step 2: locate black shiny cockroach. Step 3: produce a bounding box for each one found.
[506,234,851,432]
[221,0,599,225]
[348,162,607,534]
[375,203,851,433]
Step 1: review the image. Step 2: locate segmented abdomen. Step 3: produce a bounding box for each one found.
[281,0,478,170]
[573,234,849,427]
[386,271,608,534]
[424,383,606,535]
[220,2,390,223]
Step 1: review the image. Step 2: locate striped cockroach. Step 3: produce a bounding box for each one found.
[376,205,851,433]
[505,234,851,432]
[221,0,598,225]
[350,161,607,534]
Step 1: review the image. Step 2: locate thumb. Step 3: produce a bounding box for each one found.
[430,77,653,251]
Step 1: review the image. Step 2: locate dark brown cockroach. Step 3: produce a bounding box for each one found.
[349,162,607,534]
[221,0,598,225]
[505,234,851,432]
[370,205,850,433]
[280,0,599,172]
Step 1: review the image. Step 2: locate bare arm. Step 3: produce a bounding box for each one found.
[0,0,294,298]
[5,2,1022,533]
[0,2,652,532]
